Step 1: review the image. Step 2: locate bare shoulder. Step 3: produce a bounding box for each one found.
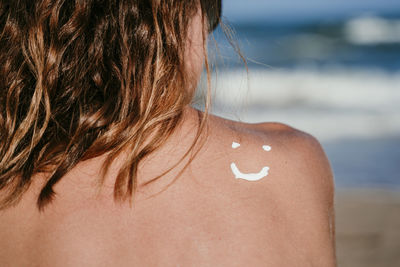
[261,122,333,200]
[211,118,336,265]
[208,116,334,195]
[248,121,336,263]
[209,116,334,208]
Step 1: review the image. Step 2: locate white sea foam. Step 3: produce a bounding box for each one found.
[195,67,400,142]
[344,15,400,45]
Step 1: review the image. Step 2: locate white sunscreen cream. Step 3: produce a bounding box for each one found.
[230,142,271,181]
[232,142,241,149]
[262,145,272,151]
[231,163,270,181]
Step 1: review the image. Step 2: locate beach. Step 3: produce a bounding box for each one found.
[335,189,400,267]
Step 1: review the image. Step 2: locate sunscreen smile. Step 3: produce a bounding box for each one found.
[231,142,271,181]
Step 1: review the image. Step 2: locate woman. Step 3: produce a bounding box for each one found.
[0,0,336,266]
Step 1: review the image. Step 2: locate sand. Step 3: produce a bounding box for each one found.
[335,188,400,267]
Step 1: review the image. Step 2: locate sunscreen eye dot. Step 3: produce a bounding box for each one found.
[263,145,272,151]
[232,142,240,149]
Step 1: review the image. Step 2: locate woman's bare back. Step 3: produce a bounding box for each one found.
[0,107,335,266]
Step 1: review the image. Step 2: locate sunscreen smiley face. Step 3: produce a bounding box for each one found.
[231,142,271,181]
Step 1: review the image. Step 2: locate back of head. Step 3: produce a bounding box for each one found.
[0,0,221,210]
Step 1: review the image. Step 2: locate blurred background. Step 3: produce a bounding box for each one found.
[196,0,400,266]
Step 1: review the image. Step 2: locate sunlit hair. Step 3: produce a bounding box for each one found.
[0,0,222,210]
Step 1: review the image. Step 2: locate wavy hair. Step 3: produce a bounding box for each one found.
[0,0,221,210]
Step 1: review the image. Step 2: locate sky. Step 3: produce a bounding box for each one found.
[223,0,400,22]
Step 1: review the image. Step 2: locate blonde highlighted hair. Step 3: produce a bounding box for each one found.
[0,0,222,210]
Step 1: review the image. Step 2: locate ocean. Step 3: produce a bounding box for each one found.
[196,12,400,189]
[213,12,400,72]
